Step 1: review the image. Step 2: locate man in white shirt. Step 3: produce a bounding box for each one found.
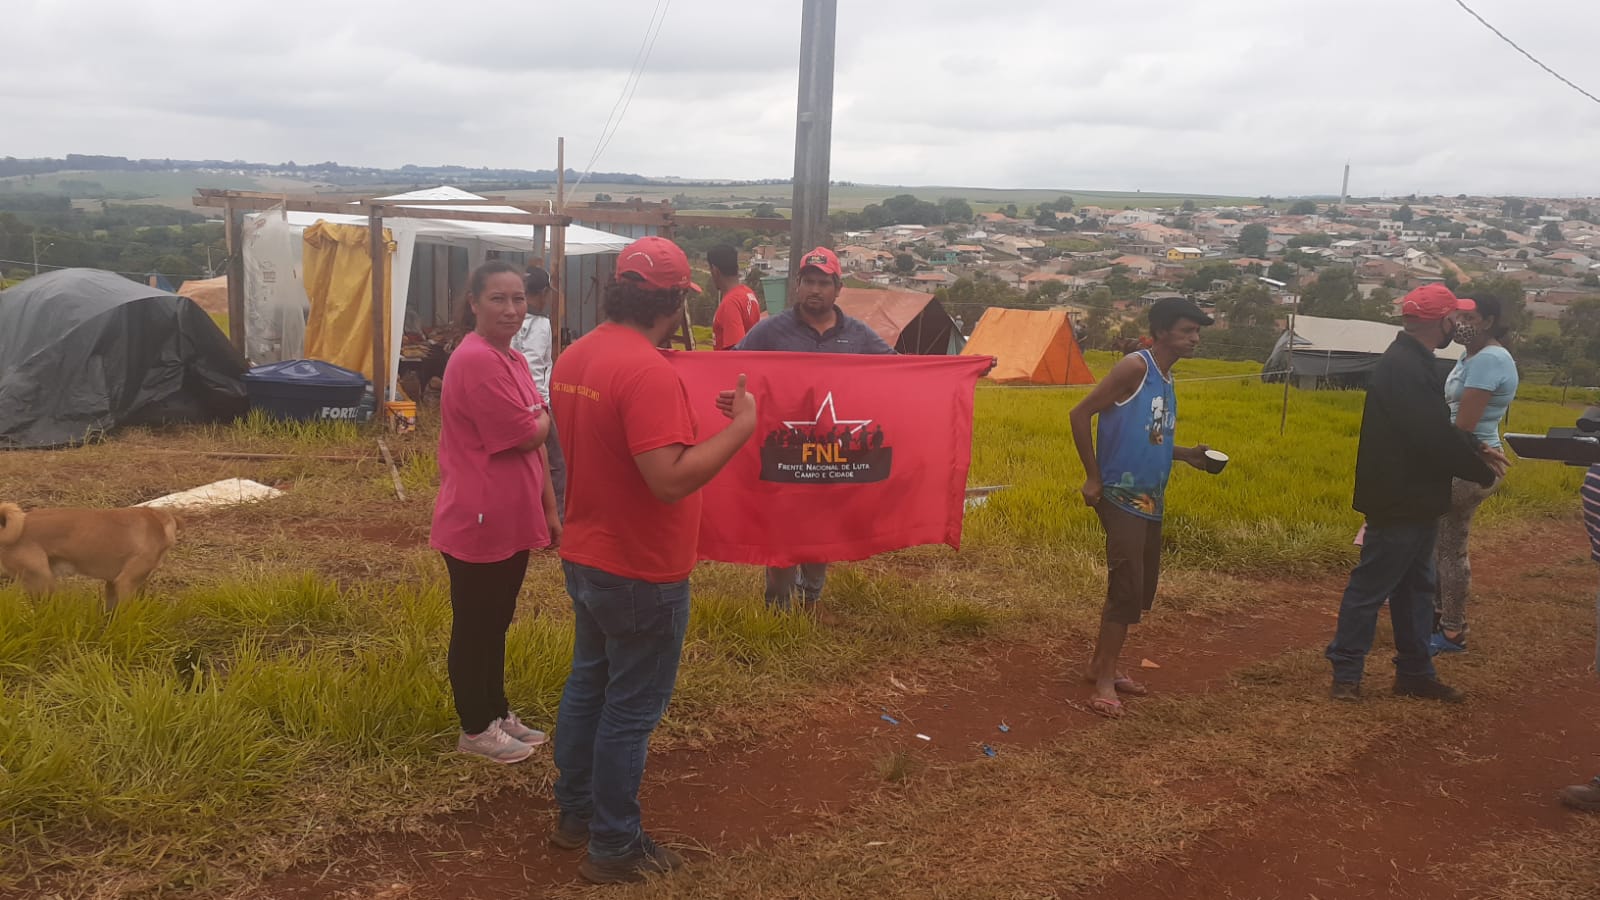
[513,265,565,520]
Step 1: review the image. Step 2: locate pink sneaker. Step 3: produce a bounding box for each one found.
[498,711,548,747]
[457,721,534,764]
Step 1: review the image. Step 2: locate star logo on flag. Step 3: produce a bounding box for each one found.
[783,391,873,435]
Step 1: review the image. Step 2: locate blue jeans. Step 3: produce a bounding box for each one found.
[545,416,567,523]
[1326,521,1440,684]
[764,564,828,609]
[553,561,690,860]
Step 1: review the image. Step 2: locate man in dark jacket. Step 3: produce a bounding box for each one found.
[1326,285,1506,703]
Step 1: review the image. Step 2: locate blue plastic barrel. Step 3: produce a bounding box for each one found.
[242,359,369,422]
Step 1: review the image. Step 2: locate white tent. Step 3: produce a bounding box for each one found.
[241,186,632,399]
[1265,314,1464,388]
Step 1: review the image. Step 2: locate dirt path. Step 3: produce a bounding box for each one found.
[1081,525,1600,900]
[257,521,1596,899]
[263,591,1343,898]
[1082,656,1600,900]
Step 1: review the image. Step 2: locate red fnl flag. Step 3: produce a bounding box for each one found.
[665,351,993,567]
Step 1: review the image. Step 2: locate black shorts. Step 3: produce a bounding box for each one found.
[1096,502,1163,625]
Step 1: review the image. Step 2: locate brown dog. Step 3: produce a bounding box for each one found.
[0,503,180,611]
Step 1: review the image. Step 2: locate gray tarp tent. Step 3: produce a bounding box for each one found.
[1264,314,1464,388]
[0,269,248,448]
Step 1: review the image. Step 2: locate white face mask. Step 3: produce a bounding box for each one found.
[1453,323,1479,346]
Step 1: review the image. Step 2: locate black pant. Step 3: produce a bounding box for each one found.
[442,551,530,734]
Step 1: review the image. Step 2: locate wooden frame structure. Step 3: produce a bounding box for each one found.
[194,187,793,400]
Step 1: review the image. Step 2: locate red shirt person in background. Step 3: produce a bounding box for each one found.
[430,260,561,765]
[548,236,757,884]
[709,243,762,350]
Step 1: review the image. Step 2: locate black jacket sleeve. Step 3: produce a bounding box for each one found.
[1384,349,1496,487]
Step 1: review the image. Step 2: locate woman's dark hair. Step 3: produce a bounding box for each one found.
[603,274,684,327]
[1464,293,1513,340]
[524,264,551,295]
[467,259,523,297]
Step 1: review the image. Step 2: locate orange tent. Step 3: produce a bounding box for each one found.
[959,307,1095,385]
[176,275,229,315]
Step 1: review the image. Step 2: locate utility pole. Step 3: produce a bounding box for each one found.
[31,234,55,275]
[788,0,838,271]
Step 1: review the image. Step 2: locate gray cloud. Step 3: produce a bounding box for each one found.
[3,0,1598,195]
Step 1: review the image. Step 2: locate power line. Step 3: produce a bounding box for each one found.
[570,0,672,195]
[1450,0,1600,106]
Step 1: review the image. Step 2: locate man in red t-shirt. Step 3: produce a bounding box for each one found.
[548,235,757,884]
[709,243,762,350]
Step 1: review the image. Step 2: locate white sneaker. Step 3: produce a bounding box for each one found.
[457,721,535,764]
[498,711,548,747]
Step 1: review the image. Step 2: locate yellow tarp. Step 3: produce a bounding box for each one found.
[959,307,1096,385]
[302,222,394,381]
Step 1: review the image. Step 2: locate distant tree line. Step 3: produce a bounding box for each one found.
[0,155,663,186]
[0,194,223,281]
[829,194,975,230]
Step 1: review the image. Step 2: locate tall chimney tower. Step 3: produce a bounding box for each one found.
[1339,162,1350,208]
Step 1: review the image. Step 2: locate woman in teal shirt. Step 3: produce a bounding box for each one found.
[1433,294,1519,654]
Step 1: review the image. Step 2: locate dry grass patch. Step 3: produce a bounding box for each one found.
[610,588,1593,900]
[1452,818,1600,900]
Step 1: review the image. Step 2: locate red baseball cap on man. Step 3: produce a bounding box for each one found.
[1400,284,1474,320]
[615,236,701,292]
[797,246,842,277]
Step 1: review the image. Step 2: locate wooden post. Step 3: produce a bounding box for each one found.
[551,138,566,358]
[1279,291,1300,435]
[368,207,388,404]
[223,200,246,355]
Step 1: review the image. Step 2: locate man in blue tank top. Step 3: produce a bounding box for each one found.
[1069,298,1215,717]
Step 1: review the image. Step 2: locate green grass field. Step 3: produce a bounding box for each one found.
[0,356,1589,896]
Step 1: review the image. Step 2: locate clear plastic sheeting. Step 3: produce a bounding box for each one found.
[242,210,308,365]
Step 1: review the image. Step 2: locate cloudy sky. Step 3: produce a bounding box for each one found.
[4,0,1599,196]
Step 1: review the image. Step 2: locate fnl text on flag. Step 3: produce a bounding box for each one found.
[665,351,992,567]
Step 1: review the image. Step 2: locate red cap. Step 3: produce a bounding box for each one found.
[615,236,702,292]
[797,246,842,277]
[1399,284,1473,320]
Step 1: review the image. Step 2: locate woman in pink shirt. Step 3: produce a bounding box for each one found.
[431,260,561,764]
